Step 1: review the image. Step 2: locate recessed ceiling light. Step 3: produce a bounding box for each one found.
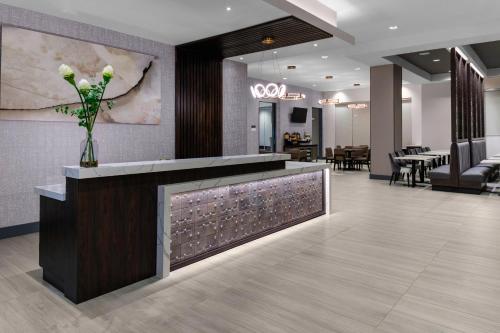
[313,43,318,47]
[419,52,430,56]
[239,57,244,60]
[389,25,398,30]
[354,83,361,87]
[287,65,296,70]
[226,6,231,11]
[321,56,329,59]
[273,51,278,54]
[433,59,441,62]
[354,67,361,71]
[283,77,287,80]
[325,75,333,79]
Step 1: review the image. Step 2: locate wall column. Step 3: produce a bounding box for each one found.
[370,64,402,178]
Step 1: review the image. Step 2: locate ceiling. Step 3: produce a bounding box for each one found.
[399,49,451,75]
[5,0,500,91]
[0,0,287,45]
[234,0,500,91]
[471,41,500,69]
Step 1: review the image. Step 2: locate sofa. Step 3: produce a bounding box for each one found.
[430,140,495,194]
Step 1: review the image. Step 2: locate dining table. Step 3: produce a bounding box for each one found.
[394,155,435,187]
[419,150,450,165]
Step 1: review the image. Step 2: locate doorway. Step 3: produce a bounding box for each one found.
[259,102,276,153]
[312,107,323,158]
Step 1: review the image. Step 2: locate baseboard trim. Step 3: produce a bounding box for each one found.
[0,222,39,240]
[369,174,391,181]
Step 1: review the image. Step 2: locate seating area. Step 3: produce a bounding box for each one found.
[388,146,448,187]
[325,145,371,171]
[429,140,499,194]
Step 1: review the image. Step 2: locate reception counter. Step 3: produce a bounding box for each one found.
[35,154,331,303]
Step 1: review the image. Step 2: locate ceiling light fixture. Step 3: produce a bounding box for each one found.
[419,52,430,56]
[287,65,296,70]
[261,36,275,45]
[354,67,361,71]
[226,6,231,11]
[251,83,287,99]
[321,55,329,59]
[239,57,244,60]
[280,92,306,101]
[319,98,339,105]
[433,59,441,62]
[325,75,333,79]
[282,77,287,80]
[273,50,278,54]
[313,43,318,47]
[353,83,361,87]
[250,50,287,99]
[348,103,368,109]
[389,25,399,30]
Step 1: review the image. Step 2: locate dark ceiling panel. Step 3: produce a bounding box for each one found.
[471,41,500,69]
[399,48,451,74]
[177,16,333,59]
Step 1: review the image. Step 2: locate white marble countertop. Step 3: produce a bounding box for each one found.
[63,154,291,179]
[37,160,329,202]
[34,184,66,201]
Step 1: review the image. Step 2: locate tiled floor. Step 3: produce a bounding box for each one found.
[1,170,500,332]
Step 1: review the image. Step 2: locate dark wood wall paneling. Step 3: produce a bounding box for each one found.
[450,48,485,143]
[175,16,333,158]
[175,49,223,158]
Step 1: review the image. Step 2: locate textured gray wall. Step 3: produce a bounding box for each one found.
[0,4,175,228]
[247,78,321,154]
[223,60,248,156]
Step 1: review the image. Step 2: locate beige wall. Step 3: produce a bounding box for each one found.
[421,81,451,150]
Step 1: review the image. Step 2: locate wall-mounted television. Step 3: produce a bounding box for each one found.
[291,107,308,123]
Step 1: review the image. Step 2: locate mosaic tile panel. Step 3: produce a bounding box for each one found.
[169,171,324,264]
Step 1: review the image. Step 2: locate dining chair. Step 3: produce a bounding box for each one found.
[325,147,334,164]
[388,153,411,187]
[333,148,345,171]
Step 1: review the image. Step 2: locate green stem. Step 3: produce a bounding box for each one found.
[72,83,92,131]
[90,82,108,131]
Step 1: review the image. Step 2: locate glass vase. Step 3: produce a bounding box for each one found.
[80,132,98,168]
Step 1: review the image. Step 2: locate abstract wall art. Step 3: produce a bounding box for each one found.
[0,26,161,124]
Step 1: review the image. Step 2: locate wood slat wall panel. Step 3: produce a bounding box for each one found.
[175,49,223,158]
[450,48,485,143]
[175,16,332,158]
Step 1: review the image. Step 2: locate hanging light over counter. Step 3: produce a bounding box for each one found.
[280,92,306,101]
[250,83,287,99]
[319,98,339,105]
[347,103,368,109]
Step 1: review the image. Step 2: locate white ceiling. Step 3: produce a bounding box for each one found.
[0,0,286,45]
[235,0,500,91]
[4,0,500,91]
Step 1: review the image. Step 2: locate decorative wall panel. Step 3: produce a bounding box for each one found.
[169,171,324,266]
[0,26,161,124]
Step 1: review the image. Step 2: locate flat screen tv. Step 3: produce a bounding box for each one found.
[291,107,308,123]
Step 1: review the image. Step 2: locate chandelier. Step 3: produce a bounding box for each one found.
[250,47,287,99]
[280,92,306,101]
[319,98,339,105]
[251,83,287,99]
[348,103,368,109]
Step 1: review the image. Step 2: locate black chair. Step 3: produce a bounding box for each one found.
[325,147,334,164]
[333,148,346,171]
[389,153,411,187]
